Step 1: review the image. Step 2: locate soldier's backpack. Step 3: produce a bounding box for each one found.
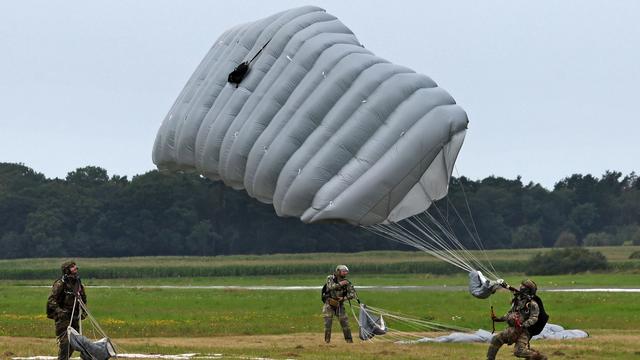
[528,295,549,337]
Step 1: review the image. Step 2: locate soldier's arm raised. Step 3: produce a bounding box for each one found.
[522,301,540,328]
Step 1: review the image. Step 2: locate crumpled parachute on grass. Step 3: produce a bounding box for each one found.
[358,304,387,340]
[68,327,116,360]
[153,5,468,226]
[401,323,589,343]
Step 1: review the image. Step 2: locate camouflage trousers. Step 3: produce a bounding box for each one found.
[487,327,547,360]
[55,318,80,360]
[322,301,352,343]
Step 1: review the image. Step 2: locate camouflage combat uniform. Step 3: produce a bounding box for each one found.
[487,295,547,360]
[322,274,356,343]
[47,268,87,360]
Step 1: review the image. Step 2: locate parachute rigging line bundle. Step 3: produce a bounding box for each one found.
[152,6,500,294]
[351,303,472,343]
[66,297,118,360]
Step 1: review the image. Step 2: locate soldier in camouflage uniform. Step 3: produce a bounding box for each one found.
[322,264,356,343]
[487,279,547,360]
[47,261,87,360]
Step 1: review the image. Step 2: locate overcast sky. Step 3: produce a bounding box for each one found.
[1,1,638,189]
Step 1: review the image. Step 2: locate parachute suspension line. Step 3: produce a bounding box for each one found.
[393,216,474,272]
[416,210,498,280]
[441,196,495,276]
[66,297,78,358]
[453,166,499,277]
[409,212,484,274]
[363,176,502,281]
[365,305,471,333]
[416,188,497,279]
[366,208,494,277]
[77,299,125,356]
[77,300,108,340]
[348,304,426,343]
[366,224,473,273]
[349,302,472,343]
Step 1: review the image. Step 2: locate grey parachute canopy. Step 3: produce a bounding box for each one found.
[358,304,387,340]
[68,327,116,360]
[152,5,468,226]
[468,270,503,299]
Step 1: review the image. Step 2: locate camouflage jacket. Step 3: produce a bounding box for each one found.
[497,296,540,329]
[46,276,87,321]
[325,275,356,302]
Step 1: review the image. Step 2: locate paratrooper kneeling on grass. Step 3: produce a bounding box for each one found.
[487,279,548,360]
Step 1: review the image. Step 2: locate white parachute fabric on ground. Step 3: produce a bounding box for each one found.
[152,6,468,226]
[532,323,589,340]
[404,323,589,343]
[68,327,116,360]
[358,304,387,340]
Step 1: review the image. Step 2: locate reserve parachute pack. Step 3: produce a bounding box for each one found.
[528,295,549,337]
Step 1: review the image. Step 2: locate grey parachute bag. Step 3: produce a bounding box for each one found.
[468,270,503,299]
[358,304,387,340]
[68,327,117,360]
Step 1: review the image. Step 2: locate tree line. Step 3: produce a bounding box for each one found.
[0,162,638,258]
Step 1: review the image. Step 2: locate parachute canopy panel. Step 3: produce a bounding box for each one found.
[152,6,468,226]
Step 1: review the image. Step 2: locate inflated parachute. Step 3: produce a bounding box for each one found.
[152,5,468,226]
[152,6,500,299]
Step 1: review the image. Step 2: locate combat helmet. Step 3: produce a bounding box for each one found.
[61,260,76,275]
[520,279,537,295]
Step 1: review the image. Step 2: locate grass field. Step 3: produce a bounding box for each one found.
[1,246,639,280]
[1,249,640,359]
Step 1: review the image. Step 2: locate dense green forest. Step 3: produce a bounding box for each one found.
[0,162,638,258]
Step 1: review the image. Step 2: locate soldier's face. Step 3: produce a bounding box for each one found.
[339,270,349,277]
[69,265,78,275]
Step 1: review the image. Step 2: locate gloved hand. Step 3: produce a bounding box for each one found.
[339,280,349,286]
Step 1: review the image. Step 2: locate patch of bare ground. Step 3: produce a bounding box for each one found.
[3,331,640,359]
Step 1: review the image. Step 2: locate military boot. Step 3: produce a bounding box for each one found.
[343,328,353,343]
[529,352,547,360]
[324,329,331,343]
[486,344,499,360]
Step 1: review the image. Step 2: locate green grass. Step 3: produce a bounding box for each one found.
[2,251,640,359]
[1,246,639,280]
[4,272,640,289]
[1,278,638,338]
